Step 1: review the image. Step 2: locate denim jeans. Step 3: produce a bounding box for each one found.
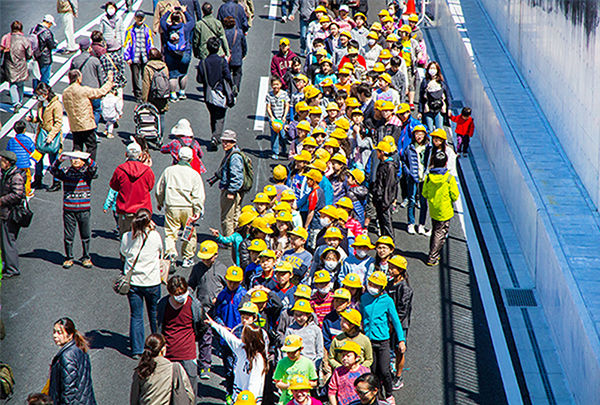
[127,284,161,355]
[33,64,52,89]
[407,177,428,226]
[281,0,290,17]
[92,98,102,126]
[9,81,24,107]
[423,111,444,133]
[35,151,58,181]
[270,127,287,156]
[300,19,309,53]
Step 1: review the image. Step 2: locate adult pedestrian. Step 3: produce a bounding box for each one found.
[156,146,205,269]
[30,15,57,88]
[27,83,63,192]
[49,318,97,405]
[100,2,125,44]
[141,48,170,143]
[179,0,202,22]
[110,142,155,235]
[192,2,230,61]
[348,373,388,405]
[157,276,209,399]
[0,21,32,113]
[56,0,78,54]
[130,333,195,404]
[160,6,195,101]
[0,151,25,278]
[196,37,233,150]
[124,11,154,102]
[62,69,114,161]
[289,0,317,57]
[217,0,249,35]
[215,129,244,237]
[418,61,449,133]
[120,208,164,359]
[153,0,182,44]
[223,16,247,93]
[100,39,128,98]
[70,38,105,127]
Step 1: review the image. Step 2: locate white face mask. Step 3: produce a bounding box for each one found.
[380,263,389,273]
[367,286,381,296]
[320,217,332,227]
[107,7,116,16]
[355,250,368,259]
[173,292,188,304]
[323,260,338,271]
[428,68,438,77]
[391,50,400,57]
[367,39,376,46]
[318,286,331,295]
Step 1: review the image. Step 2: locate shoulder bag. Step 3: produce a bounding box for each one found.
[113,231,149,295]
[201,59,227,108]
[10,199,33,228]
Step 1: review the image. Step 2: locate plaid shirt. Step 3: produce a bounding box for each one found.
[160,137,204,164]
[133,24,148,64]
[100,50,127,88]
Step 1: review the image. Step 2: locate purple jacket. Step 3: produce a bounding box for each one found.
[123,23,153,62]
[270,50,297,89]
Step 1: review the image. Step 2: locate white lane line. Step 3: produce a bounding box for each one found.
[455,180,525,405]
[269,0,278,20]
[253,76,270,131]
[0,0,143,137]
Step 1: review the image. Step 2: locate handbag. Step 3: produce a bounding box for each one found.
[35,128,62,155]
[113,231,149,295]
[10,199,33,228]
[159,255,170,285]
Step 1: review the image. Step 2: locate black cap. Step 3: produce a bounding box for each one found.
[0,150,17,164]
[135,10,145,18]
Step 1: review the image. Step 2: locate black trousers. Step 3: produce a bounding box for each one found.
[64,210,91,260]
[130,62,145,99]
[1,218,20,275]
[375,203,394,238]
[206,103,227,142]
[230,65,243,92]
[72,129,97,161]
[371,339,393,398]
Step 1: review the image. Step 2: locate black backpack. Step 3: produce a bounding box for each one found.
[149,65,170,99]
[426,87,445,112]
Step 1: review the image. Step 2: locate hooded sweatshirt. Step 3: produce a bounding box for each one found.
[270,49,298,88]
[109,159,155,214]
[422,168,459,222]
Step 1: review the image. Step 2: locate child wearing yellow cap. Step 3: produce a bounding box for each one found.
[372,140,399,238]
[210,210,258,267]
[285,299,324,365]
[273,335,318,405]
[282,227,313,285]
[249,250,278,290]
[337,235,375,286]
[328,340,371,405]
[328,308,373,370]
[310,270,334,326]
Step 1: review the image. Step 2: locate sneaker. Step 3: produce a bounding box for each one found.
[170,93,178,102]
[182,258,194,268]
[132,354,141,360]
[208,139,219,152]
[281,16,287,23]
[463,152,468,157]
[63,260,74,269]
[400,198,409,208]
[82,259,93,268]
[13,104,21,114]
[417,225,431,236]
[386,396,397,405]
[426,259,439,266]
[178,92,187,100]
[106,132,114,139]
[407,224,416,235]
[271,154,280,160]
[393,376,404,390]
[226,395,233,405]
[200,368,211,379]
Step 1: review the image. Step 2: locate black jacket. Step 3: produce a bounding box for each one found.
[49,340,97,405]
[371,158,398,209]
[0,165,25,221]
[31,24,57,66]
[197,53,232,90]
[386,278,413,330]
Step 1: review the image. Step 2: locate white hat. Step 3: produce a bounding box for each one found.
[179,146,194,161]
[171,119,193,137]
[339,5,350,12]
[221,129,237,142]
[43,14,56,26]
[126,142,142,157]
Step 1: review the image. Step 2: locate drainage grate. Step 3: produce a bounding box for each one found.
[505,289,537,307]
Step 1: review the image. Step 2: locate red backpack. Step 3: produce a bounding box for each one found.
[177,139,206,175]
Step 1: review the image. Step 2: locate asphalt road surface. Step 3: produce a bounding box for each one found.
[0,1,507,404]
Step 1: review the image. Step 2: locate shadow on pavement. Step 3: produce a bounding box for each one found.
[86,329,132,357]
[90,252,122,270]
[92,229,120,241]
[21,248,64,265]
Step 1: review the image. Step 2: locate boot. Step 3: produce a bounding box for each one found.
[31,175,42,190]
[46,179,61,192]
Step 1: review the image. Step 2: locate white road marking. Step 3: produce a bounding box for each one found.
[269,0,278,20]
[253,76,270,131]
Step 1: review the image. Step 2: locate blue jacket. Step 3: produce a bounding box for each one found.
[399,116,422,155]
[360,292,405,342]
[218,0,249,33]
[123,23,153,62]
[319,176,334,206]
[215,285,247,329]
[161,11,195,52]
[225,27,247,67]
[49,340,97,405]
[322,310,342,351]
[219,147,244,193]
[6,134,35,169]
[401,142,432,183]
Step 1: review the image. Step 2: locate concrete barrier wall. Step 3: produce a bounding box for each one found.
[432,1,600,403]
[479,0,600,210]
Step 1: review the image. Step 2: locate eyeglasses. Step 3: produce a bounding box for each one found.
[355,388,372,396]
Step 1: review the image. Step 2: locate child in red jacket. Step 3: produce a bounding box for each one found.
[449,107,474,157]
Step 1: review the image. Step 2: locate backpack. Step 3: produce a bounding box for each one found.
[166,25,187,56]
[231,151,254,193]
[149,65,170,99]
[426,86,444,112]
[27,32,41,59]
[176,139,206,175]
[0,363,15,400]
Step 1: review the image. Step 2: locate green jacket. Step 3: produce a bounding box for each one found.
[422,170,459,221]
[192,15,230,60]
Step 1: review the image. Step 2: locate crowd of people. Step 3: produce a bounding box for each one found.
[0,0,478,405]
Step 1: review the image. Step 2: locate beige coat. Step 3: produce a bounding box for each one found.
[32,95,63,143]
[56,0,74,14]
[142,60,169,113]
[62,79,113,132]
[130,357,194,405]
[156,162,205,215]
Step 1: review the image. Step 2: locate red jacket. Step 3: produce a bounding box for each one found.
[109,160,155,214]
[449,114,475,137]
[338,55,367,70]
[270,50,298,88]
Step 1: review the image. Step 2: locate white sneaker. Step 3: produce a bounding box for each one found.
[182,258,194,268]
[407,224,416,235]
[386,396,396,405]
[418,225,432,236]
[400,198,409,208]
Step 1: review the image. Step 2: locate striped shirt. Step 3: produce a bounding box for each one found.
[266,90,290,121]
[50,159,97,211]
[310,291,334,326]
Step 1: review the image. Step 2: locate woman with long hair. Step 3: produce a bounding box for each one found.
[205,315,268,404]
[418,61,449,133]
[48,318,97,405]
[120,208,164,359]
[130,333,194,404]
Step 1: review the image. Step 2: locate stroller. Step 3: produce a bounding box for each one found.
[133,103,162,147]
